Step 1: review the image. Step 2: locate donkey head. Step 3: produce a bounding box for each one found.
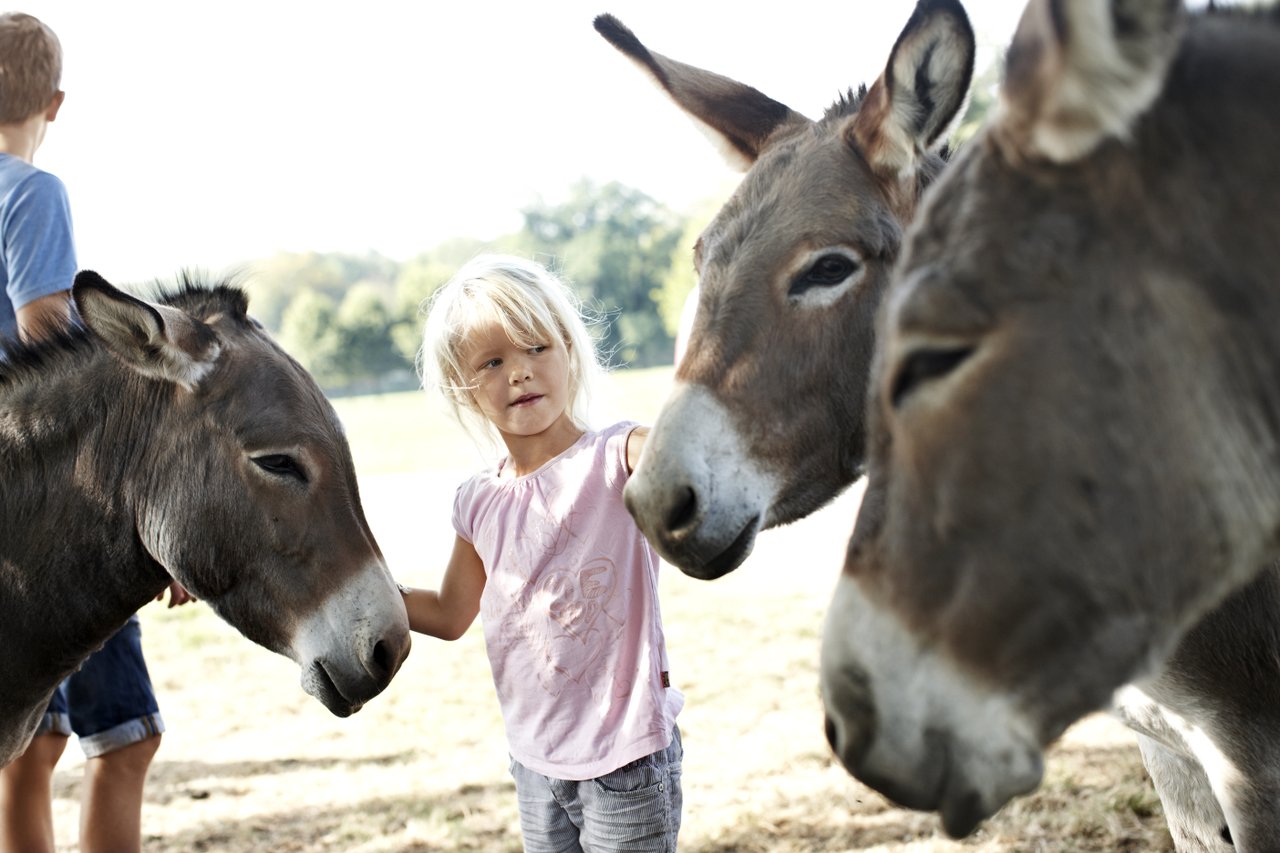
[74,271,411,716]
[597,0,974,578]
[822,0,1280,836]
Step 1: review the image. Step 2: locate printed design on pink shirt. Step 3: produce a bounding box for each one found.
[534,508,574,558]
[496,555,627,700]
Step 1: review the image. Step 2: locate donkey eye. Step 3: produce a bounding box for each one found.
[790,253,862,297]
[252,453,308,483]
[890,346,974,408]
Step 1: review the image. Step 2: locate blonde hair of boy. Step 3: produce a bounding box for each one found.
[0,13,62,125]
[420,254,605,451]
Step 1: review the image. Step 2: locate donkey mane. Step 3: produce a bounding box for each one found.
[821,84,870,123]
[0,323,94,385]
[0,271,252,388]
[153,270,251,322]
[818,82,952,191]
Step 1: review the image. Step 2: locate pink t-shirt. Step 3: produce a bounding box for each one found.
[453,421,684,780]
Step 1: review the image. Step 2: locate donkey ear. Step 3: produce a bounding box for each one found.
[594,14,809,171]
[848,0,975,178]
[997,0,1185,162]
[72,270,223,392]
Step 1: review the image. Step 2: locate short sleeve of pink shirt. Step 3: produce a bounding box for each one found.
[452,421,683,780]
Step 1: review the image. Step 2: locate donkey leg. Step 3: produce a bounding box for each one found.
[1133,734,1232,853]
[1123,566,1280,852]
[1186,713,1280,853]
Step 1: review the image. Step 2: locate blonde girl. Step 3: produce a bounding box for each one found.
[402,254,683,853]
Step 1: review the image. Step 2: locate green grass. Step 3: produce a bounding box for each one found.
[330,388,466,475]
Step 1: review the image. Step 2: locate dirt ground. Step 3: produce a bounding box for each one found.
[49,477,1175,852]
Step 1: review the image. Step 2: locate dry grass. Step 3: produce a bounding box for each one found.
[45,377,1176,851]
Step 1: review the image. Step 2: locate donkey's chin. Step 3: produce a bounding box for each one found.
[836,731,1039,839]
[826,691,1044,837]
[301,660,369,718]
[667,513,761,580]
[822,574,1046,837]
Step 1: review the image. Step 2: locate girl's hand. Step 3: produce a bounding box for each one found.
[156,581,197,608]
[626,425,650,475]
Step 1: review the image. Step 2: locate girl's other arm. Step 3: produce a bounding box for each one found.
[400,535,486,641]
[626,425,650,475]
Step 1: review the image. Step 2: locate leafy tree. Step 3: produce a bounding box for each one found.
[278,289,342,383]
[254,180,695,391]
[332,284,412,385]
[521,180,685,367]
[653,195,725,338]
[390,254,456,368]
[245,250,397,331]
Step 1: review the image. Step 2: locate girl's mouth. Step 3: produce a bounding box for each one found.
[511,394,542,407]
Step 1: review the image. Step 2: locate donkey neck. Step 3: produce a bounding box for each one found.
[1,345,174,696]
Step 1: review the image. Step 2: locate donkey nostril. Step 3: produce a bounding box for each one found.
[824,664,876,768]
[370,639,394,680]
[666,486,698,534]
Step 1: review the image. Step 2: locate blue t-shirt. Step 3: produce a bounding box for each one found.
[0,152,77,341]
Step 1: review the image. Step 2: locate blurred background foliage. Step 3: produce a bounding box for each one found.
[230,73,995,396]
[250,178,705,395]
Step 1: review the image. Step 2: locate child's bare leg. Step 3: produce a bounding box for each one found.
[0,731,68,853]
[79,734,160,853]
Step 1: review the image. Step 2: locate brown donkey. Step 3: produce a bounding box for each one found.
[597,2,973,581]
[0,271,411,766]
[599,2,1275,849]
[823,1,1280,848]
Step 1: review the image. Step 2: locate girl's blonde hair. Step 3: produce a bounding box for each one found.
[419,254,603,448]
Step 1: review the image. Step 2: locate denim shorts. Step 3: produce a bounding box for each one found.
[509,726,683,853]
[37,614,164,759]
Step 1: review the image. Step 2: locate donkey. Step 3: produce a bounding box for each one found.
[598,3,1273,849]
[1,270,411,767]
[820,0,1280,848]
[597,2,973,581]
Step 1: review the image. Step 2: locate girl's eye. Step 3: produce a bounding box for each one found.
[481,358,501,370]
[530,345,547,354]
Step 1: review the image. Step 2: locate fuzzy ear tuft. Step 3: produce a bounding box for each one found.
[849,0,976,178]
[996,0,1184,163]
[73,270,223,392]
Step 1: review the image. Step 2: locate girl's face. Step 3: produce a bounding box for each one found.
[461,318,573,440]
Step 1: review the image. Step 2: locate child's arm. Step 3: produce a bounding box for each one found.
[626,425,650,475]
[400,535,486,641]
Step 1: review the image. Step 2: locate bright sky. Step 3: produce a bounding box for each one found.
[19,0,1032,285]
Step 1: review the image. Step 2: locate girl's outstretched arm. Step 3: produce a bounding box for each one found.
[400,535,486,641]
[626,425,650,475]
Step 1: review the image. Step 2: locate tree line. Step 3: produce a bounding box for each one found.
[231,67,997,396]
[238,179,705,395]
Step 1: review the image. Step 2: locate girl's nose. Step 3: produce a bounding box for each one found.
[509,360,532,383]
